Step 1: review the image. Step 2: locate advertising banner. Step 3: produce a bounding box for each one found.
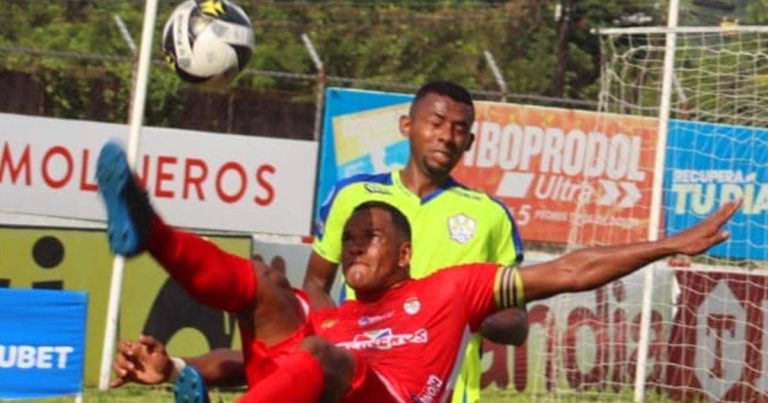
[665,119,767,260]
[0,113,317,236]
[665,268,768,401]
[319,89,658,244]
[455,102,657,244]
[0,226,250,385]
[0,288,87,399]
[317,88,411,211]
[481,255,674,396]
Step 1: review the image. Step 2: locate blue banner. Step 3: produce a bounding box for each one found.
[316,88,413,219]
[0,288,88,399]
[665,119,768,260]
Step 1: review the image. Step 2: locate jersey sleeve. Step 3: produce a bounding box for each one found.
[311,185,355,264]
[489,198,524,266]
[439,263,525,331]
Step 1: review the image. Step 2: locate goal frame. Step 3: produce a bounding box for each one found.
[594,11,768,400]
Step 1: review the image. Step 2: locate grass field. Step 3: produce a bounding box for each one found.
[38,385,230,403]
[32,385,659,402]
[35,385,539,402]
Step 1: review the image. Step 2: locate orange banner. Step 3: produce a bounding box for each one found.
[453,102,658,245]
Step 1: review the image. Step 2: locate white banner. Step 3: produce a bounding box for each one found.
[0,113,317,235]
[252,237,346,300]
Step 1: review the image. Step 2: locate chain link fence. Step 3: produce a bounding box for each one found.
[0,1,598,142]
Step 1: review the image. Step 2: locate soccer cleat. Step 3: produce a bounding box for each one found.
[174,366,211,403]
[96,141,153,257]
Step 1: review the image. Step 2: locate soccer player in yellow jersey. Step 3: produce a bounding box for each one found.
[304,81,527,402]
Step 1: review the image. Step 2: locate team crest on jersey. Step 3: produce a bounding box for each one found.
[447,213,476,244]
[364,183,392,195]
[403,297,421,315]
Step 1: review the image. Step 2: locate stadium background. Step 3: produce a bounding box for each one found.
[2,0,768,401]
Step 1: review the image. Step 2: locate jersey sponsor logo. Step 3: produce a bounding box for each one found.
[413,374,444,403]
[447,213,476,244]
[358,311,394,327]
[320,319,338,330]
[403,297,421,315]
[336,328,428,351]
[363,183,393,195]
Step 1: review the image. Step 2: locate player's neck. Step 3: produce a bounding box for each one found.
[356,278,410,302]
[399,165,450,198]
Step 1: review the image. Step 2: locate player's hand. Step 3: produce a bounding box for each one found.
[111,335,173,388]
[667,199,741,256]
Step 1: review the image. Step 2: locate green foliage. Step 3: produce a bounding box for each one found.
[0,0,666,126]
[744,0,768,24]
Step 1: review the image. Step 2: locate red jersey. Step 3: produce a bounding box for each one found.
[147,222,518,402]
[311,263,505,403]
[239,290,314,387]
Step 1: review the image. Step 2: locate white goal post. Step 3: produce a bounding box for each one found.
[535,20,768,403]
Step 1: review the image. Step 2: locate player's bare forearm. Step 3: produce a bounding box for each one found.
[185,349,247,387]
[303,280,338,309]
[112,337,246,388]
[520,200,740,303]
[480,307,529,345]
[302,251,340,309]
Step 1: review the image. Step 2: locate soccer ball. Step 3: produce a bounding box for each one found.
[162,0,255,86]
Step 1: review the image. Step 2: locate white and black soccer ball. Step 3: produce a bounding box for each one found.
[162,0,255,86]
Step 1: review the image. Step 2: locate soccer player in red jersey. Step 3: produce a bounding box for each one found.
[99,142,739,402]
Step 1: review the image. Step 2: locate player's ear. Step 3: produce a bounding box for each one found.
[399,115,411,138]
[398,241,412,270]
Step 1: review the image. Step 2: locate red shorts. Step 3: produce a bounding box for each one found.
[241,320,312,386]
[242,337,401,403]
[241,289,402,402]
[241,290,315,386]
[343,350,402,403]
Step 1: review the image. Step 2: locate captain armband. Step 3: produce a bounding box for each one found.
[493,266,525,309]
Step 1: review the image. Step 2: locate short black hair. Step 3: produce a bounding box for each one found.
[412,80,474,111]
[351,201,412,242]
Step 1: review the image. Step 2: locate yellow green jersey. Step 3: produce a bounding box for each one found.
[312,170,523,403]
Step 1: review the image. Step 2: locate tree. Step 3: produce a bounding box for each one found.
[0,0,663,133]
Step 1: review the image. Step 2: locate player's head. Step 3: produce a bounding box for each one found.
[341,201,412,296]
[400,80,475,180]
[411,81,474,116]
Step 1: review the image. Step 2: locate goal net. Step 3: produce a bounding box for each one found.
[529,26,768,402]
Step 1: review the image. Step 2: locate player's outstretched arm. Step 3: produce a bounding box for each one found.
[519,199,740,303]
[111,336,246,388]
[184,349,247,387]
